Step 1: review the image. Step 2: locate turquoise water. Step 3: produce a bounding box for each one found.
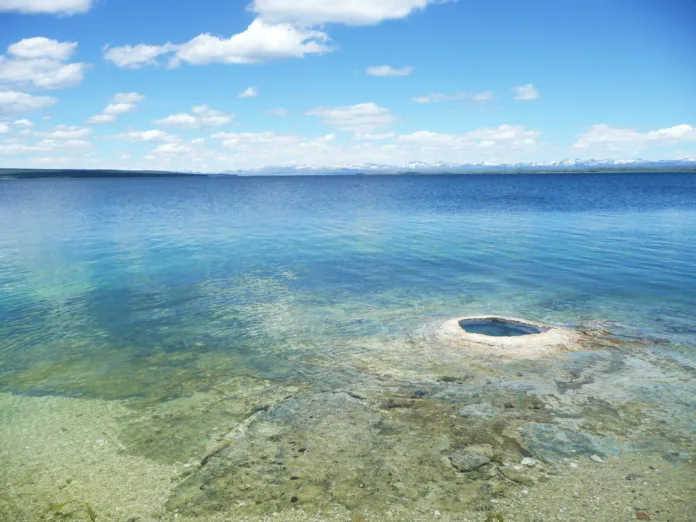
[458,319,545,337]
[1,173,695,520]
[2,174,695,385]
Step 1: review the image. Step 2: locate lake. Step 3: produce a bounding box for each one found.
[1,173,695,521]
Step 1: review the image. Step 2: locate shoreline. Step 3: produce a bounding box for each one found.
[2,168,696,179]
[2,326,694,521]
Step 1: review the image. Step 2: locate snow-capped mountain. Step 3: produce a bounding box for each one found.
[216,158,696,176]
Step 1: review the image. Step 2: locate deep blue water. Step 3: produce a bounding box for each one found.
[1,173,695,398]
[458,318,545,337]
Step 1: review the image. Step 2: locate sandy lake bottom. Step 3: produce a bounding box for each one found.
[1,321,694,522]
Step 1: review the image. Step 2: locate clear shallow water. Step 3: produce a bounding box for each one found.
[1,173,695,520]
[1,173,695,387]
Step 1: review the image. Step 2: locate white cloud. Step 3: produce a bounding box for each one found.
[103,2,448,72]
[151,142,193,155]
[204,124,543,170]
[412,92,465,103]
[87,114,114,124]
[0,60,86,89]
[154,105,233,128]
[32,156,79,165]
[13,122,696,172]
[175,20,330,66]
[154,113,197,127]
[398,125,541,151]
[306,102,395,132]
[0,0,93,15]
[103,2,447,71]
[4,124,93,157]
[33,124,91,139]
[133,143,232,172]
[366,65,414,77]
[512,84,539,101]
[7,37,76,61]
[411,91,493,103]
[649,124,696,140]
[0,136,92,155]
[0,118,33,133]
[105,20,330,69]
[472,91,494,102]
[267,108,288,116]
[103,43,174,69]
[238,86,258,98]
[4,122,548,171]
[112,92,144,104]
[87,92,145,124]
[116,129,178,142]
[36,138,91,151]
[211,131,302,149]
[573,124,696,153]
[103,103,134,115]
[0,142,36,154]
[0,90,56,116]
[209,131,343,167]
[0,37,86,90]
[148,137,214,159]
[249,0,442,25]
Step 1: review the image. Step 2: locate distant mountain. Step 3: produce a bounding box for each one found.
[217,158,696,176]
[3,159,694,179]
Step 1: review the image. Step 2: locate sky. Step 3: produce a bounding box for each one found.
[0,0,694,172]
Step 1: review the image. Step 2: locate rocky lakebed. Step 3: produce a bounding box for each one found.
[1,318,695,521]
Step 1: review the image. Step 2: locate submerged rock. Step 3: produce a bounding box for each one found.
[520,457,538,467]
[167,391,492,517]
[498,467,536,487]
[522,422,621,463]
[458,403,497,419]
[449,444,494,472]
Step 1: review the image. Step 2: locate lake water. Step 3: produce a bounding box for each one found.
[1,173,695,521]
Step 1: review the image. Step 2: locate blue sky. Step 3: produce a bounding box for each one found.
[0,0,694,171]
